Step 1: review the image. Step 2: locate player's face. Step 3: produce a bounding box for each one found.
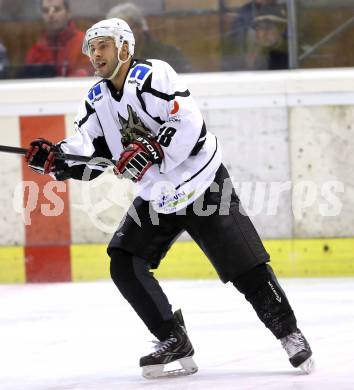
[88,38,119,78]
[41,0,70,34]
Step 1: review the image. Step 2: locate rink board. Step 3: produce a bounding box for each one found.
[0,237,354,283]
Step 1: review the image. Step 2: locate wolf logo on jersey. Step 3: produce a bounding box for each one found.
[118,104,152,147]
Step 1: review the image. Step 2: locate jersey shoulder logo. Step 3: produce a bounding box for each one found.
[128,64,152,86]
[88,83,103,103]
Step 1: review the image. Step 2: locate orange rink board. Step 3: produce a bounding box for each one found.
[0,238,354,283]
[20,115,72,282]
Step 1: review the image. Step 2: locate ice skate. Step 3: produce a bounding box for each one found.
[281,329,314,374]
[140,309,198,379]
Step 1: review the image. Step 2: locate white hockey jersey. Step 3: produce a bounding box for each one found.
[60,59,222,213]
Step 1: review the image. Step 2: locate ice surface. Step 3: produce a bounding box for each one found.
[1,278,353,390]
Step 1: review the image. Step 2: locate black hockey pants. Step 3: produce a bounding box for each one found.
[109,164,297,340]
[110,249,297,340]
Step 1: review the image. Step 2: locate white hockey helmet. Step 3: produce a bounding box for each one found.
[82,18,135,79]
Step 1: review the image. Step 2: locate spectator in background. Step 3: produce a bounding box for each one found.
[222,0,286,70]
[245,8,288,70]
[25,0,92,77]
[106,2,191,73]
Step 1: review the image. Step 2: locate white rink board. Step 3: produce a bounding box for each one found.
[0,116,24,245]
[290,106,354,237]
[208,106,292,238]
[0,278,354,389]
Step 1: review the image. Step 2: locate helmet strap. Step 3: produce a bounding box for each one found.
[107,46,131,81]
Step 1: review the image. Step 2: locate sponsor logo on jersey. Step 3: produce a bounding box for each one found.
[92,95,103,103]
[167,100,181,123]
[88,84,102,102]
[170,100,179,115]
[167,115,181,123]
[129,64,151,82]
[127,79,139,86]
[156,189,195,212]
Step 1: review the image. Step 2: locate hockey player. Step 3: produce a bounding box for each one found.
[25,18,314,378]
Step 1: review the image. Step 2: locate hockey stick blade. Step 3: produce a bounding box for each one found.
[0,145,116,167]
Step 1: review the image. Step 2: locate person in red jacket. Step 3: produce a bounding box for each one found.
[25,0,92,77]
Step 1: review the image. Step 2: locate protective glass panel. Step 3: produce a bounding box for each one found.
[297,0,354,69]
[0,0,353,80]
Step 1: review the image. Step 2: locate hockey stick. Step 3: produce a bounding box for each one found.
[0,145,116,167]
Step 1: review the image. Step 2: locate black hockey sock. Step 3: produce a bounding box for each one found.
[110,248,174,340]
[232,264,298,339]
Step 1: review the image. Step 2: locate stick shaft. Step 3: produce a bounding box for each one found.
[0,145,116,166]
[0,145,28,155]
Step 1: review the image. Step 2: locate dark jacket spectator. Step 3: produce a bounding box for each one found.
[222,0,285,70]
[245,9,288,70]
[107,2,192,73]
[25,0,91,77]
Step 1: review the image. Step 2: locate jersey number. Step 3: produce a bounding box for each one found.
[157,127,176,147]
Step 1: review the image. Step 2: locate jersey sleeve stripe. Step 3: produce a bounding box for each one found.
[190,122,207,156]
[76,101,95,128]
[142,74,190,101]
[136,89,164,125]
[176,135,218,190]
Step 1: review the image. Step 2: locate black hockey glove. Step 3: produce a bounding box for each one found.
[115,134,164,182]
[25,138,66,175]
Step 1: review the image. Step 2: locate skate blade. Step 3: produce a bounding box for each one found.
[299,357,315,374]
[142,357,198,379]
